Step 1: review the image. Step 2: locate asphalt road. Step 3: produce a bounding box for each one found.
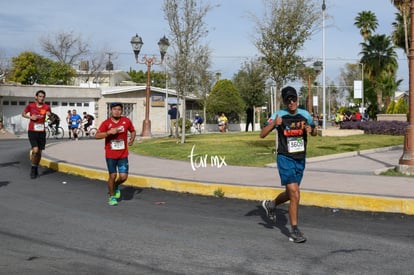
[0,139,413,274]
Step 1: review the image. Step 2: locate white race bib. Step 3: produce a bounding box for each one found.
[287,137,304,153]
[34,123,45,131]
[110,139,125,150]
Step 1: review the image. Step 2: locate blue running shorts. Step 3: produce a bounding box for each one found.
[106,157,129,174]
[276,154,305,186]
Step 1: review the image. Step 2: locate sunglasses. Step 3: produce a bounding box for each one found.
[284,96,298,104]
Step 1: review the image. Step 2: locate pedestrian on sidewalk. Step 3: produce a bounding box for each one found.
[95,102,136,206]
[21,90,52,179]
[260,86,317,243]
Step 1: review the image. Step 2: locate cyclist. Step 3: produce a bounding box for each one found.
[193,113,203,133]
[68,109,82,140]
[82,111,95,136]
[48,112,60,135]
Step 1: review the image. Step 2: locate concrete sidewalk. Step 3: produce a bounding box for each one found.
[38,139,414,215]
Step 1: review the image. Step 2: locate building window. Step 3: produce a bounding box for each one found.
[19,101,26,106]
[52,101,59,106]
[62,102,68,106]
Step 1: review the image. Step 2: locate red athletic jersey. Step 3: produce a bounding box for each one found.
[98,116,135,159]
[23,102,51,132]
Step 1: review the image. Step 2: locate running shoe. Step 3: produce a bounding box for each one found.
[289,228,307,243]
[108,196,118,206]
[114,188,121,199]
[30,166,37,179]
[262,200,276,222]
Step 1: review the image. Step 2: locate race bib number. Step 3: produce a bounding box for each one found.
[34,123,45,131]
[110,139,125,150]
[71,121,77,125]
[287,137,304,153]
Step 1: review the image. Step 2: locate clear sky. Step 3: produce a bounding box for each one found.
[0,0,407,90]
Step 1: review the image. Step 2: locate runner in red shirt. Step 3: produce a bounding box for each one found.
[22,90,52,179]
[96,102,136,206]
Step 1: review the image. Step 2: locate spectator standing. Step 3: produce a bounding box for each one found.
[260,86,317,243]
[21,90,51,179]
[245,107,254,132]
[168,105,179,137]
[95,103,136,206]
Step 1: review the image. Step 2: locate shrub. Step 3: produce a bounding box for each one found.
[178,118,192,132]
[340,120,408,135]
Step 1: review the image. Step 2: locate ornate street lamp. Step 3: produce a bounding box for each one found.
[398,1,414,172]
[130,34,170,137]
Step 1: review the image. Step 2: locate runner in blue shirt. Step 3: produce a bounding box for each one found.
[260,86,317,243]
[69,109,82,140]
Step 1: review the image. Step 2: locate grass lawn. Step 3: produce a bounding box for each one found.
[129,132,404,167]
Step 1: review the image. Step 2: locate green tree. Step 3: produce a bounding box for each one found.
[233,58,267,110]
[127,69,167,88]
[298,61,322,113]
[378,72,402,111]
[394,96,408,114]
[163,0,214,143]
[360,34,398,112]
[339,63,361,103]
[205,79,245,122]
[8,51,75,85]
[386,100,396,114]
[252,0,319,112]
[193,49,214,122]
[390,0,410,57]
[354,10,379,41]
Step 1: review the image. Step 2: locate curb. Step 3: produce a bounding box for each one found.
[265,145,404,168]
[40,157,414,215]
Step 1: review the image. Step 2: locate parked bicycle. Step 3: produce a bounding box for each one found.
[45,123,64,139]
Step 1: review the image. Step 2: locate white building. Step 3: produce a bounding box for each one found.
[0,83,198,136]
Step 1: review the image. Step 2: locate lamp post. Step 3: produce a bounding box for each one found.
[359,62,364,111]
[130,34,170,137]
[322,0,327,129]
[398,0,414,170]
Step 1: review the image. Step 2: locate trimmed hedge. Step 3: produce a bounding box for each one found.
[340,120,409,135]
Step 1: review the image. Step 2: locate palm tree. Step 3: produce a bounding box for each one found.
[390,0,410,57]
[354,11,379,41]
[378,72,403,111]
[360,34,398,112]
